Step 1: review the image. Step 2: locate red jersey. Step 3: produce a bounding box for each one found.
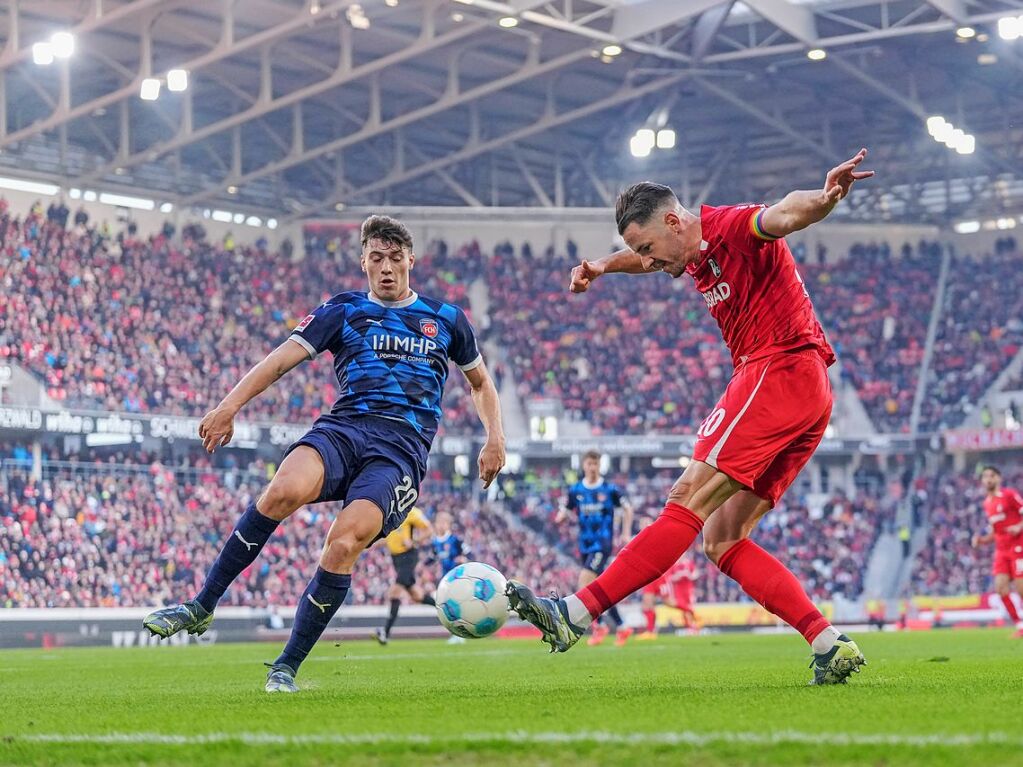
[983,488,1023,548]
[688,204,836,368]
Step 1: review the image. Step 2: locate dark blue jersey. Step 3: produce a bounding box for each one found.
[432,533,466,574]
[289,290,481,445]
[565,479,624,555]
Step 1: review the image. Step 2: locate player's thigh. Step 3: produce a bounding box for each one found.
[702,490,772,563]
[666,460,745,519]
[320,498,386,572]
[258,445,326,520]
[993,572,1011,595]
[693,352,831,501]
[751,393,832,507]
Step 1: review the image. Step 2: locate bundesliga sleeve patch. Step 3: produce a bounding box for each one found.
[295,314,315,332]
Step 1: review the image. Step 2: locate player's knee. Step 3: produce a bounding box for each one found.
[703,538,741,566]
[321,533,366,571]
[258,478,308,520]
[666,479,697,508]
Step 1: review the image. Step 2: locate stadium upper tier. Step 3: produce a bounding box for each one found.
[1,201,1020,436]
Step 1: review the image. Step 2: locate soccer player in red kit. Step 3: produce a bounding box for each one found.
[507,149,874,685]
[972,466,1023,637]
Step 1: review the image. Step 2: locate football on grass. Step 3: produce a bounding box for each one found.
[435,561,510,638]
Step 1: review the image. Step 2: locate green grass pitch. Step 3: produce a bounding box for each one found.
[2,628,1022,766]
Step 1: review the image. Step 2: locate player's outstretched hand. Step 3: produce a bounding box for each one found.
[569,260,604,293]
[824,147,874,202]
[478,439,506,489]
[198,405,236,453]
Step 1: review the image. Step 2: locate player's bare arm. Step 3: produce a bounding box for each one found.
[760,148,875,238]
[569,251,658,293]
[618,500,635,547]
[198,339,311,453]
[972,529,996,547]
[463,360,506,488]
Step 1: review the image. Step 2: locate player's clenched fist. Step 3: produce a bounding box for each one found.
[569,260,604,293]
[198,405,236,453]
[477,439,506,489]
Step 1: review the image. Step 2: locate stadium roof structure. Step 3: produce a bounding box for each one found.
[0,0,1020,225]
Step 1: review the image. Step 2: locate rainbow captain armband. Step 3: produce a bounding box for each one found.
[750,208,782,241]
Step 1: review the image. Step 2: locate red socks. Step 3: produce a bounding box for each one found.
[578,503,703,618]
[717,538,830,645]
[643,609,656,633]
[1001,594,1021,623]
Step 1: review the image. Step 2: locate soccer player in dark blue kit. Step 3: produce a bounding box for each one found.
[558,450,634,646]
[142,215,506,692]
[430,510,470,644]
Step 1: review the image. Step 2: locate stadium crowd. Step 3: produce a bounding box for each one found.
[0,206,482,436]
[511,468,892,602]
[920,239,1023,433]
[0,454,573,609]
[911,462,1023,596]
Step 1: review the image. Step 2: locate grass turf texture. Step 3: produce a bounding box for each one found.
[1,628,1021,767]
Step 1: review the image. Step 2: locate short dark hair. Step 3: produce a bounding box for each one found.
[615,182,677,235]
[982,465,1001,476]
[361,215,413,252]
[583,450,601,463]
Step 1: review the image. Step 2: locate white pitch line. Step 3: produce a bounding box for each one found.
[14,730,1022,748]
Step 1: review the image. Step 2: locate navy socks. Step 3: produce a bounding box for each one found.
[195,502,279,613]
[276,568,351,672]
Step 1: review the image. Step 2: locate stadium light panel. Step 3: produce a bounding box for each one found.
[944,127,965,148]
[0,176,59,196]
[245,216,262,227]
[98,192,155,211]
[956,26,976,39]
[69,188,81,199]
[630,135,652,158]
[211,210,233,223]
[267,218,279,229]
[226,185,238,194]
[159,202,174,213]
[806,48,827,61]
[498,16,519,28]
[996,217,1016,229]
[998,15,1022,40]
[954,220,980,234]
[83,190,97,202]
[602,44,622,57]
[956,134,975,155]
[933,122,954,142]
[635,128,655,147]
[926,116,946,136]
[656,129,676,149]
[32,42,54,66]
[50,32,75,59]
[166,69,188,92]
[233,213,245,224]
[140,78,161,101]
[384,0,399,6]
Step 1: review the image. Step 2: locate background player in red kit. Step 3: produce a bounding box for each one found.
[639,552,700,639]
[972,466,1023,637]
[507,149,874,685]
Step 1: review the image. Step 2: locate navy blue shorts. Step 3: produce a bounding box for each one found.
[285,413,429,538]
[580,550,612,575]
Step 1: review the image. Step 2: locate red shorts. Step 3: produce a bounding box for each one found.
[993,542,1023,579]
[670,584,694,611]
[692,349,832,505]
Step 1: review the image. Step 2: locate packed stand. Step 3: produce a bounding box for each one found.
[911,463,1023,596]
[506,468,891,602]
[0,456,572,609]
[801,240,942,433]
[486,241,729,433]
[0,203,483,437]
[919,237,1023,433]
